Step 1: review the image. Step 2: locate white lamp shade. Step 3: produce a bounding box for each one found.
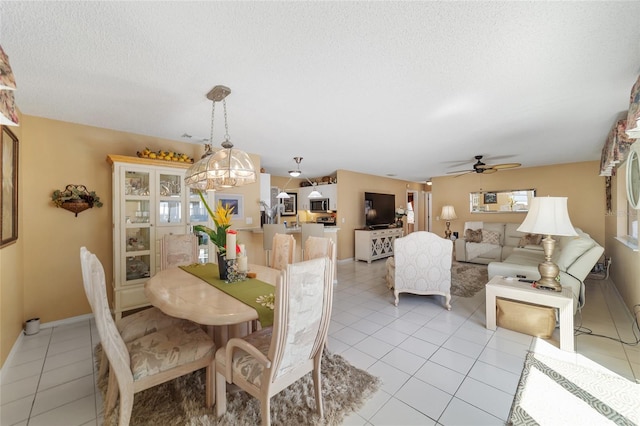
[517,197,578,236]
[440,205,457,220]
[276,191,290,199]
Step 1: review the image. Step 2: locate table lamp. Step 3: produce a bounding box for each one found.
[441,205,457,239]
[517,197,577,291]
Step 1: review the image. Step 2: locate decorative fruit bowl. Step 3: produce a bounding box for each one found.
[136,148,194,163]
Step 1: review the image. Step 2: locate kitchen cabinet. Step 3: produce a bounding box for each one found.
[355,228,403,263]
[107,155,212,319]
[297,186,312,211]
[297,183,338,211]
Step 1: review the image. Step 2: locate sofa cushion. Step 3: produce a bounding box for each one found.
[553,236,596,271]
[518,233,542,247]
[482,229,501,245]
[465,228,483,243]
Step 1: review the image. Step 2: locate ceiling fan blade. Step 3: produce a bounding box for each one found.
[481,168,498,174]
[446,169,473,174]
[491,162,521,170]
[454,171,475,178]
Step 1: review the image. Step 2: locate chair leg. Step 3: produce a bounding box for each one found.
[215,370,227,417]
[205,364,215,407]
[104,369,119,418]
[118,386,134,426]
[313,365,324,418]
[261,396,271,426]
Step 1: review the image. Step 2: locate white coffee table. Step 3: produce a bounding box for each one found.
[485,275,574,352]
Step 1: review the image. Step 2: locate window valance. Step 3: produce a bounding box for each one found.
[599,119,634,176]
[626,74,640,139]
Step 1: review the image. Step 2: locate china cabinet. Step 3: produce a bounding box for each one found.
[107,155,212,319]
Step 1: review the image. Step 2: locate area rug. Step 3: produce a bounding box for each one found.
[508,342,639,426]
[97,348,380,426]
[450,261,488,297]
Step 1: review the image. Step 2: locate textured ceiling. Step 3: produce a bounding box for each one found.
[2,1,640,181]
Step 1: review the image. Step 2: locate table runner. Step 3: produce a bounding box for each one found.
[179,263,275,328]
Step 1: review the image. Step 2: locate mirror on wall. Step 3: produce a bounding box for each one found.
[470,189,536,213]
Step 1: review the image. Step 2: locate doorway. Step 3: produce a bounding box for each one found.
[406,190,419,234]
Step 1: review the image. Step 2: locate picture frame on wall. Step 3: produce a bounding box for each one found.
[483,192,497,204]
[214,193,244,219]
[280,192,297,216]
[1,125,19,248]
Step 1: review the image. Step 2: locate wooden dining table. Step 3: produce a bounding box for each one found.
[144,264,281,343]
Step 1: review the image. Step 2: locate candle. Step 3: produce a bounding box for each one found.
[226,231,236,259]
[238,244,245,256]
[238,256,248,273]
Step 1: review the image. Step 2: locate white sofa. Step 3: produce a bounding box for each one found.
[454,222,530,264]
[488,228,604,313]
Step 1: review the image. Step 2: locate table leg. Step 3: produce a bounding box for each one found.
[486,287,497,330]
[558,300,574,352]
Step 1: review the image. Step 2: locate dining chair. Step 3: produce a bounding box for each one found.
[300,223,325,260]
[304,236,336,284]
[215,257,334,426]
[262,224,285,267]
[270,233,296,271]
[160,233,199,269]
[80,247,215,426]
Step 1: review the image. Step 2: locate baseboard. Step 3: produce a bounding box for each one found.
[0,313,94,380]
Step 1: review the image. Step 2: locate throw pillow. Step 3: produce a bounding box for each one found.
[482,229,501,245]
[518,233,542,247]
[465,228,483,243]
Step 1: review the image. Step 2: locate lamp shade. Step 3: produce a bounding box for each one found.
[517,197,577,236]
[440,205,457,221]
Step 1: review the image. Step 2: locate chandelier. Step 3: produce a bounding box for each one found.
[185,85,256,191]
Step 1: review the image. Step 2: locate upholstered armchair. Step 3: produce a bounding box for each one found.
[386,231,453,310]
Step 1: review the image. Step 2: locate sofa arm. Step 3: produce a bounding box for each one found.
[454,239,468,262]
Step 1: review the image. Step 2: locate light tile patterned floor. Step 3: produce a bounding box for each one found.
[1,260,637,425]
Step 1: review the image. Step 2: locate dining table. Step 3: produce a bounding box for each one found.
[144,263,281,344]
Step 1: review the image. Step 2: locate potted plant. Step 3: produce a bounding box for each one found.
[51,184,103,216]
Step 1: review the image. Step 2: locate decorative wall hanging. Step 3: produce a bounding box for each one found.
[1,125,18,247]
[51,184,103,217]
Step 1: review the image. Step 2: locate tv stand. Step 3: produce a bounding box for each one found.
[368,224,391,230]
[355,228,403,263]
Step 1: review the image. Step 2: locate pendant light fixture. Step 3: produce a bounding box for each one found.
[275,157,324,199]
[185,85,257,191]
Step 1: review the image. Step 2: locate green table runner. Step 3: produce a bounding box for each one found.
[179,263,275,328]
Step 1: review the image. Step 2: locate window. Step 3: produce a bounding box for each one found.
[628,200,638,245]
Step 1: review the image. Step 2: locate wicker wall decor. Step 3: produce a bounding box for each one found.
[51,184,103,217]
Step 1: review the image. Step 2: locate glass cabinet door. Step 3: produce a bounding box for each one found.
[189,188,212,263]
[122,170,153,284]
[158,173,184,225]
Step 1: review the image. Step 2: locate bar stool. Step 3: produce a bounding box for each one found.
[301,223,325,260]
[271,233,296,271]
[262,224,285,267]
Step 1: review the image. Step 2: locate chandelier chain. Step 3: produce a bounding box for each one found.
[222,99,230,141]
[209,101,216,144]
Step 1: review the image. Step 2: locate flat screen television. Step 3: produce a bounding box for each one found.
[364,192,395,228]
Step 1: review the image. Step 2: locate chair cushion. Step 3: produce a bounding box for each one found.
[117,307,189,342]
[128,322,214,381]
[518,233,542,247]
[216,328,273,388]
[482,229,501,245]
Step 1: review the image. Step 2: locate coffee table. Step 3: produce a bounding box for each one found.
[485,275,574,352]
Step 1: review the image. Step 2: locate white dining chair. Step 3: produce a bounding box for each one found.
[160,233,198,269]
[270,233,296,271]
[300,223,325,260]
[215,257,333,426]
[262,224,285,267]
[80,247,215,426]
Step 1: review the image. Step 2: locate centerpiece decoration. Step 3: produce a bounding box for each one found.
[193,193,245,282]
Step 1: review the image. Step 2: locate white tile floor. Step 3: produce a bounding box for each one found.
[1,260,637,425]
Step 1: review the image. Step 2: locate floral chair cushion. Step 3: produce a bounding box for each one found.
[216,328,273,388]
[128,321,214,381]
[117,307,189,343]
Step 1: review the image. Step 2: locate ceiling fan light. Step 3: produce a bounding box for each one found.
[276,191,290,199]
[288,170,301,177]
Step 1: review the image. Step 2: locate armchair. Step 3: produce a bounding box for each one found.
[387,231,453,310]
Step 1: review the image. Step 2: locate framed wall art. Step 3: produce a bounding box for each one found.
[1,125,18,248]
[483,192,497,204]
[280,192,297,216]
[214,193,244,219]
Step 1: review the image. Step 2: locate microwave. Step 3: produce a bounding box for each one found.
[309,198,330,212]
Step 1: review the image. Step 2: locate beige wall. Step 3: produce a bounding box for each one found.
[431,161,605,246]
[1,122,24,367]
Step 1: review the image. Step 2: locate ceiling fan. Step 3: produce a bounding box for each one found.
[447,155,521,177]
